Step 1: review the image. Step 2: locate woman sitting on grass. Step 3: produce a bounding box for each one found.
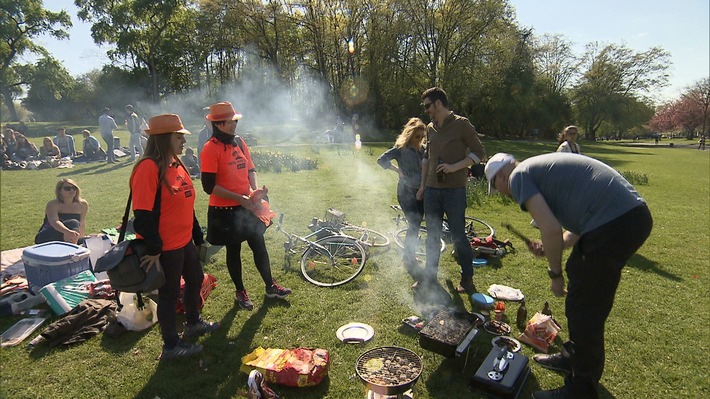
[35,178,88,244]
[12,134,38,161]
[39,137,61,160]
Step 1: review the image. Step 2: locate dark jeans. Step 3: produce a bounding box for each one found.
[35,219,80,244]
[397,184,424,261]
[423,187,474,279]
[157,242,204,348]
[101,133,114,162]
[224,207,273,291]
[564,205,652,398]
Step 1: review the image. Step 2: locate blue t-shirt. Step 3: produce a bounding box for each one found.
[509,152,645,235]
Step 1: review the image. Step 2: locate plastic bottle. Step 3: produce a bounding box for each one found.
[437,158,446,183]
[516,300,528,331]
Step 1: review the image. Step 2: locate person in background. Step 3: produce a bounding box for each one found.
[201,101,292,311]
[81,129,105,161]
[125,104,143,161]
[196,106,212,163]
[4,128,16,159]
[99,107,118,163]
[12,134,38,161]
[417,87,486,293]
[698,135,706,150]
[35,178,88,244]
[377,117,427,275]
[131,113,220,360]
[181,147,200,177]
[484,152,652,399]
[556,125,581,154]
[53,127,76,158]
[40,137,61,160]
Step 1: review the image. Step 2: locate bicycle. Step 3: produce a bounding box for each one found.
[390,205,495,256]
[309,208,391,249]
[277,214,367,287]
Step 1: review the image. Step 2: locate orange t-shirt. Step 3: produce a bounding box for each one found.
[200,137,254,207]
[131,159,196,251]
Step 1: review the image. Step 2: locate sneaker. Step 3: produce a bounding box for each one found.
[532,352,572,374]
[160,341,203,360]
[455,276,475,293]
[235,290,254,311]
[531,387,569,399]
[183,318,221,338]
[265,281,292,299]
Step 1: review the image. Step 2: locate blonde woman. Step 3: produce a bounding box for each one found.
[40,137,61,160]
[377,117,427,271]
[556,125,582,154]
[35,179,88,244]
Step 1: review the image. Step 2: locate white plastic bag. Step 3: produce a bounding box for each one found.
[116,292,158,331]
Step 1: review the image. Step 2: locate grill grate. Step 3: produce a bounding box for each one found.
[356,346,422,388]
[419,308,478,346]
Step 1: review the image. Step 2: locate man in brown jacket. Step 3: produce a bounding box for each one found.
[416,87,486,293]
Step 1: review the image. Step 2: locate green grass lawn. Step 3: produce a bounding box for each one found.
[1,139,708,399]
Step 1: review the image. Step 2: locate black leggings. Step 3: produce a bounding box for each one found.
[223,207,273,291]
[35,219,80,244]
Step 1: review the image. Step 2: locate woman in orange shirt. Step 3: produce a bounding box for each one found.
[130,114,220,360]
[200,102,291,311]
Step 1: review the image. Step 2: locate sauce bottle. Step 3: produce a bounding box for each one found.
[516,300,528,331]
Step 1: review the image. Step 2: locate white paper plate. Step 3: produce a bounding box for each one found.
[336,322,374,343]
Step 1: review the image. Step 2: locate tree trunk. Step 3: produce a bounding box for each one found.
[1,86,20,121]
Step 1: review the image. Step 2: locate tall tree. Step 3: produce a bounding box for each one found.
[75,0,193,102]
[683,77,710,136]
[0,0,71,121]
[572,42,670,139]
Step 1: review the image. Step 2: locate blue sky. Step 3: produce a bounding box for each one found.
[30,0,710,103]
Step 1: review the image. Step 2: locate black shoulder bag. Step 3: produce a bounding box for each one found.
[94,184,165,295]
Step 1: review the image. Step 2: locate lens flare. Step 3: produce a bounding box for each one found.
[348,39,355,54]
[355,140,362,150]
[340,77,368,107]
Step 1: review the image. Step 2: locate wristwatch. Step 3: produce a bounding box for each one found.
[547,268,563,279]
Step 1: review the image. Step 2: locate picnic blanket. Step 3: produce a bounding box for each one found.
[1,247,29,279]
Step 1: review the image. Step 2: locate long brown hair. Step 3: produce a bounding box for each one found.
[394,118,427,149]
[130,133,183,189]
[558,125,578,144]
[55,178,82,202]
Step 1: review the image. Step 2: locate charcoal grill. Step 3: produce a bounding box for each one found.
[418,308,482,358]
[355,346,423,397]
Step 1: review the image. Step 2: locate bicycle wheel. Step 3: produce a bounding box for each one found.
[393,227,446,256]
[338,225,390,248]
[464,217,495,240]
[300,236,367,287]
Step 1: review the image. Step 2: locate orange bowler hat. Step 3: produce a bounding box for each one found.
[206,101,243,121]
[144,114,191,135]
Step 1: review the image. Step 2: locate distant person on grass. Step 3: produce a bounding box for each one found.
[125,104,143,162]
[40,137,61,160]
[131,113,220,360]
[416,87,486,293]
[181,147,200,177]
[35,178,88,244]
[81,129,105,161]
[99,107,118,163]
[556,125,581,154]
[484,152,652,399]
[53,127,76,158]
[699,135,706,150]
[200,101,292,311]
[12,134,38,161]
[196,106,212,164]
[377,117,427,275]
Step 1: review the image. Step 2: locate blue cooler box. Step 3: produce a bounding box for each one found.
[22,242,92,293]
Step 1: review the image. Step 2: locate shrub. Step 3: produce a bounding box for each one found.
[620,170,649,185]
[251,151,318,173]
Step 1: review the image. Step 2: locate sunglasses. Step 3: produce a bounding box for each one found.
[62,186,77,192]
[422,101,433,110]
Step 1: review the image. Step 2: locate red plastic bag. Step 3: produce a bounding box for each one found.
[176,273,217,314]
[241,347,330,387]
